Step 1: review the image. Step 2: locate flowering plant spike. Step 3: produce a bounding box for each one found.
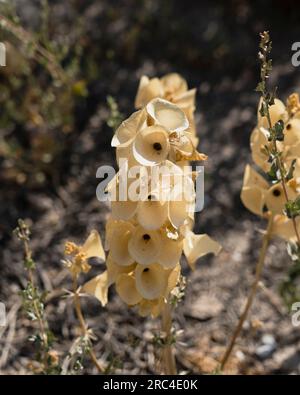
[221,31,300,371]
[67,73,221,321]
[242,97,300,240]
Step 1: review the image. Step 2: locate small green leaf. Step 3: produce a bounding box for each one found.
[259,102,267,117]
[286,159,297,181]
[25,258,35,270]
[255,82,265,93]
[285,197,300,219]
[273,120,284,141]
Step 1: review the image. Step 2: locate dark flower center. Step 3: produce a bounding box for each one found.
[153,142,162,151]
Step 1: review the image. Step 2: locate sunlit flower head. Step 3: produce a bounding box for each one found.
[136,193,168,230]
[128,226,162,265]
[109,221,135,266]
[111,109,146,148]
[146,98,189,133]
[135,263,169,300]
[133,125,170,166]
[183,229,222,270]
[64,230,105,276]
[116,273,142,306]
[82,271,109,306]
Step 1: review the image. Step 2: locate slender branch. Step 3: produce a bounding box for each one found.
[161,302,177,375]
[72,276,104,373]
[220,214,274,370]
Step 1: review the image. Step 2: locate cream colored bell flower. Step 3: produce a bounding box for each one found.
[111,109,146,147]
[109,222,136,266]
[166,262,181,293]
[135,74,197,136]
[128,226,162,265]
[64,230,105,276]
[168,197,194,229]
[137,263,180,317]
[105,218,119,251]
[135,74,194,108]
[116,273,143,306]
[149,160,196,228]
[133,125,170,166]
[106,255,136,285]
[287,140,300,161]
[241,164,298,216]
[257,97,287,129]
[81,230,105,260]
[283,118,300,146]
[250,127,270,172]
[293,159,300,188]
[161,73,188,98]
[250,125,300,172]
[146,98,189,133]
[135,76,164,109]
[136,193,168,230]
[168,175,196,229]
[264,183,297,215]
[82,270,109,306]
[272,215,300,241]
[111,199,138,221]
[138,299,161,317]
[135,263,169,300]
[110,174,138,221]
[157,231,183,269]
[116,141,140,169]
[183,230,222,270]
[105,218,137,251]
[241,165,269,216]
[162,74,196,135]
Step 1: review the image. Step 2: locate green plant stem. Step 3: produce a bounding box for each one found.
[161,302,177,375]
[220,214,274,370]
[23,237,49,368]
[72,276,103,373]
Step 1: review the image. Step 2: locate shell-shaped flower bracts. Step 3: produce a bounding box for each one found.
[135,73,197,143]
[251,98,300,173]
[112,98,206,165]
[241,94,300,241]
[65,74,221,318]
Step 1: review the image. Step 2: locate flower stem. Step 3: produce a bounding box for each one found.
[161,302,177,375]
[21,232,49,370]
[72,276,103,373]
[220,214,274,371]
